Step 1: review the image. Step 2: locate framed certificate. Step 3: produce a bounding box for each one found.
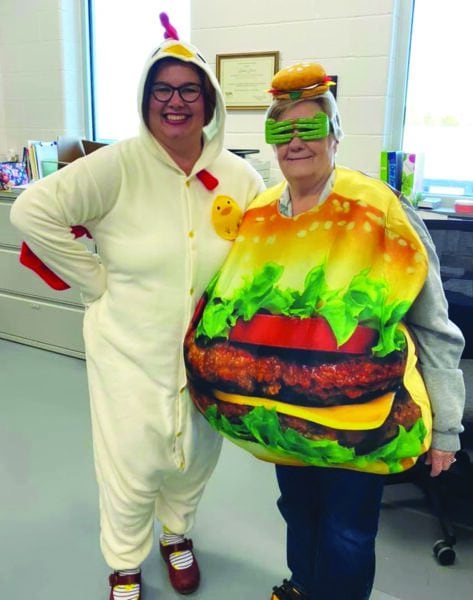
[216,51,279,110]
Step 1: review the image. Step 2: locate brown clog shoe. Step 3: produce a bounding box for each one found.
[108,571,141,600]
[160,537,200,594]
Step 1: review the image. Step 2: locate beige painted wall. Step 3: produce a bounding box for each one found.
[0,0,401,179]
[0,0,85,160]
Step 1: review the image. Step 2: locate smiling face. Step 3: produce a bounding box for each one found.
[147,61,206,159]
[275,100,338,187]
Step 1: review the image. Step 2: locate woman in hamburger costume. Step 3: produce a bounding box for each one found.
[184,63,465,600]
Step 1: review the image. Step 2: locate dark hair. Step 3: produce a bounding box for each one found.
[142,57,217,126]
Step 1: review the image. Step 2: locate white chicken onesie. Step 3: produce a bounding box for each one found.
[10,39,265,569]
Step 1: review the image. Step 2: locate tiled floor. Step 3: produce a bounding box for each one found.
[1,339,472,599]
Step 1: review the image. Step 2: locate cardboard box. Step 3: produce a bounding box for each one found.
[57,137,108,167]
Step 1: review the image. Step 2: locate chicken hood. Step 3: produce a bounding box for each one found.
[136,38,226,168]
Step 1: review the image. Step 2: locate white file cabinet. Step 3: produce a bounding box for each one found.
[0,194,87,358]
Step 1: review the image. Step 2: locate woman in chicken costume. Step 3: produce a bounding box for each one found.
[184,62,465,600]
[10,13,264,600]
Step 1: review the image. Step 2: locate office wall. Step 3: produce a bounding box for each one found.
[0,0,85,159]
[0,69,5,154]
[193,0,397,179]
[1,0,399,178]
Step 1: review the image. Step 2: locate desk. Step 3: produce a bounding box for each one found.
[423,217,473,232]
[228,148,260,158]
[430,207,473,220]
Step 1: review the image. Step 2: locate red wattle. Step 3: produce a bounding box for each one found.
[196,170,219,190]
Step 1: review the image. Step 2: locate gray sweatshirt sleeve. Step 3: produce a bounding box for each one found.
[402,200,466,452]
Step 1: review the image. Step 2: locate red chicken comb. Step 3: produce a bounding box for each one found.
[159,12,179,40]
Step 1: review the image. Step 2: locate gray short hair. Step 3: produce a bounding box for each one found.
[266,91,343,141]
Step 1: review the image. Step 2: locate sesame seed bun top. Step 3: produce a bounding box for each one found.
[218,170,428,305]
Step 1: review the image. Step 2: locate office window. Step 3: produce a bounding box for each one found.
[88,0,190,142]
[402,0,473,196]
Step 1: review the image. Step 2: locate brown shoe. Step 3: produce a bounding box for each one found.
[160,537,200,594]
[108,571,141,600]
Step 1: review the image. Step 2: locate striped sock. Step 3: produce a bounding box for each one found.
[111,568,140,600]
[160,528,194,570]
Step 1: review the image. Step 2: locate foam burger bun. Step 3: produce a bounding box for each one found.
[270,62,333,96]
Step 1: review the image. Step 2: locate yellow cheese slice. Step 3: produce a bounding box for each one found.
[214,390,395,431]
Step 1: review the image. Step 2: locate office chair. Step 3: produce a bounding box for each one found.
[384,216,473,566]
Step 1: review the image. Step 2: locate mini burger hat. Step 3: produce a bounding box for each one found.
[268,62,343,141]
[269,62,335,99]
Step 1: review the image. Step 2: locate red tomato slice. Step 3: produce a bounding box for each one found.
[229,314,377,354]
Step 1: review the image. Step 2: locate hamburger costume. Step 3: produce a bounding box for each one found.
[186,168,432,474]
[184,63,465,478]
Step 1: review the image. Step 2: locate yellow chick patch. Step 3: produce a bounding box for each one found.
[211,195,243,240]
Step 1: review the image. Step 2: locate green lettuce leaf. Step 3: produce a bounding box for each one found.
[197,263,412,357]
[204,404,427,474]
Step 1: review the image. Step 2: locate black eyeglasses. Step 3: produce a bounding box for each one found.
[151,82,202,103]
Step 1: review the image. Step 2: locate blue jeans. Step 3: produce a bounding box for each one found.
[275,464,385,600]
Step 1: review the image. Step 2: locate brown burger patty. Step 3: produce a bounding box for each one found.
[278,387,421,454]
[189,381,421,455]
[185,332,405,407]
